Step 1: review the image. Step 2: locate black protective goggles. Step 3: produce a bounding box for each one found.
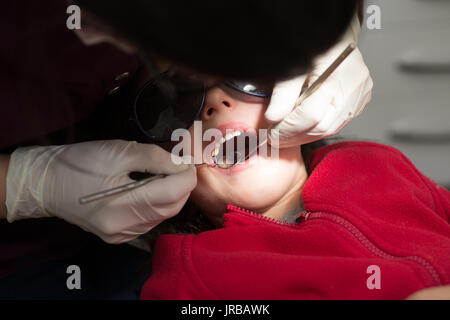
[130,72,273,142]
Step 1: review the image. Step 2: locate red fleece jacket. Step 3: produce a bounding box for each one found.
[141,142,450,300]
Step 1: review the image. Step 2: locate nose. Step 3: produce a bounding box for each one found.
[200,88,234,121]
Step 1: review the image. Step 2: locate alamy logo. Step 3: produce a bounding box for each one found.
[366,265,381,290]
[66,265,81,290]
[366,5,382,30]
[66,5,81,30]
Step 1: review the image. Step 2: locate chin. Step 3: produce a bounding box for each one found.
[228,187,287,212]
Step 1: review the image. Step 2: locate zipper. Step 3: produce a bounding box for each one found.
[227,205,299,227]
[300,211,443,287]
[227,205,442,286]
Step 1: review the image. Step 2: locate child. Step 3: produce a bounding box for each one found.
[140,84,450,300]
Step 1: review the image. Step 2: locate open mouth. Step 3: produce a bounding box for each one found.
[212,129,259,168]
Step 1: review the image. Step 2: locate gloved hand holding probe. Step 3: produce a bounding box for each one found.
[5,140,197,244]
[265,15,373,147]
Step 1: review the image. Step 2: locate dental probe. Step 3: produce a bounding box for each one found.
[295,42,356,107]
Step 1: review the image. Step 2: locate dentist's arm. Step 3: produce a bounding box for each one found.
[4,140,197,244]
[265,13,373,147]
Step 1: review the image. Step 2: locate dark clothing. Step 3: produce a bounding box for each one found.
[0,232,151,300]
[0,0,144,289]
[0,0,140,149]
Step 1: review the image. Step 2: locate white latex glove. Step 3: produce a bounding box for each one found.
[265,14,373,147]
[6,140,197,244]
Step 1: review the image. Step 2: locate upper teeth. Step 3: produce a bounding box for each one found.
[221,130,242,143]
[213,130,243,157]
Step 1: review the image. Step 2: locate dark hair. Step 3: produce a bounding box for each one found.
[75,0,358,83]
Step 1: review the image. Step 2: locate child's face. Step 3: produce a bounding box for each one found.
[189,87,307,224]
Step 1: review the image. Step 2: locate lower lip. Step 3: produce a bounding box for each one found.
[214,153,258,174]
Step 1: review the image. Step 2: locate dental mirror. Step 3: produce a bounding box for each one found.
[79,153,242,204]
[211,151,245,169]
